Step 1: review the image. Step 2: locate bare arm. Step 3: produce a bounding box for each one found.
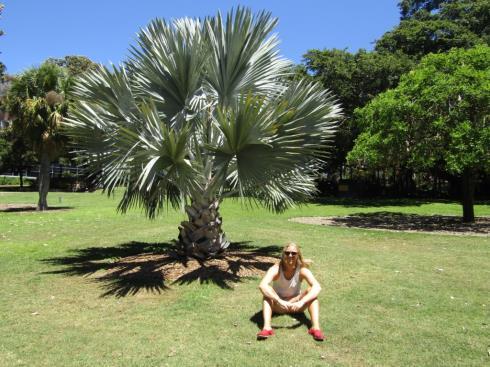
[259,264,281,302]
[300,268,322,303]
[290,268,322,311]
[259,264,292,309]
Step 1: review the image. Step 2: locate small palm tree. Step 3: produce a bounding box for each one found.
[66,8,341,258]
[6,62,70,210]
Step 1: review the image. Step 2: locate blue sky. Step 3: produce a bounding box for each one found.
[2,1,401,75]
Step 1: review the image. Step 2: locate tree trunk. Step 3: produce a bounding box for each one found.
[37,152,51,211]
[19,168,24,189]
[461,169,475,223]
[178,197,230,259]
[405,168,415,195]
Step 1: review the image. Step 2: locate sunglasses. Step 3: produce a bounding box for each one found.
[284,251,298,256]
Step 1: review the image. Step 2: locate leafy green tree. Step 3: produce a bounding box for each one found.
[348,46,490,222]
[398,0,445,19]
[66,8,341,259]
[0,126,37,187]
[440,0,490,44]
[379,1,489,58]
[0,128,8,168]
[375,17,481,57]
[5,62,71,209]
[304,49,414,115]
[302,49,413,171]
[46,56,97,78]
[44,55,98,170]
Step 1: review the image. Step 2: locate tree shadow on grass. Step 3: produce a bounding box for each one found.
[250,310,312,332]
[42,241,280,298]
[0,204,74,212]
[311,197,437,207]
[331,211,490,234]
[292,211,490,235]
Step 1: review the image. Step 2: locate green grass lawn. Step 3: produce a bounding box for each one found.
[1,191,489,366]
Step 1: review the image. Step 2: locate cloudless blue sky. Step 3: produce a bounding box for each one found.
[2,1,401,75]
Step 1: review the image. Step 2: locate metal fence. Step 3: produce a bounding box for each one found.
[0,164,84,180]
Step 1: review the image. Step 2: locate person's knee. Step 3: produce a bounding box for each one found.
[304,297,319,308]
[263,296,274,307]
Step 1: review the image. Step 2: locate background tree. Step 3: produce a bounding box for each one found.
[0,128,8,168]
[302,49,413,173]
[66,8,341,259]
[348,45,490,222]
[5,62,71,209]
[375,16,481,57]
[378,0,489,58]
[45,55,98,171]
[440,0,490,44]
[399,0,446,19]
[0,126,36,187]
[46,56,97,78]
[301,0,489,197]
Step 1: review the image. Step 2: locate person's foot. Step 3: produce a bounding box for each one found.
[308,328,325,341]
[257,329,274,340]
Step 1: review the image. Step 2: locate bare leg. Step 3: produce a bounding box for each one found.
[307,299,321,330]
[262,298,273,330]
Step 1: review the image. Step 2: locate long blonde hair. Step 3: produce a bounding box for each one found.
[280,242,311,269]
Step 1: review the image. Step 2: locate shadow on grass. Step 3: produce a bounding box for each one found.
[312,197,445,207]
[0,204,74,212]
[42,241,280,298]
[250,310,312,331]
[332,212,490,234]
[292,211,490,235]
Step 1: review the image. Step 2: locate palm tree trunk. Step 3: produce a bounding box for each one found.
[37,151,50,211]
[178,197,230,259]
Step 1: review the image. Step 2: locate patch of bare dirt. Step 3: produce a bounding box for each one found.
[102,250,278,282]
[290,212,490,236]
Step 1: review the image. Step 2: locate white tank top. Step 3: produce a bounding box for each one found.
[273,265,301,299]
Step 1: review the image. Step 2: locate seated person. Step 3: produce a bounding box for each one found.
[257,242,325,341]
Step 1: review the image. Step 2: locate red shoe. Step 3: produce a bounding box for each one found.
[308,328,326,341]
[257,329,274,340]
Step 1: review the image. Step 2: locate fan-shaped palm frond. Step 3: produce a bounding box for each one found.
[205,8,291,106]
[209,80,340,204]
[130,17,208,126]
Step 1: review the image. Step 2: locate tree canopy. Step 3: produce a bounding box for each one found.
[348,45,490,221]
[375,17,481,57]
[398,0,446,19]
[301,48,414,172]
[46,56,98,78]
[304,49,414,115]
[379,0,489,58]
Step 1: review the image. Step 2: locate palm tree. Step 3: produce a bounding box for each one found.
[66,8,341,259]
[5,62,70,210]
